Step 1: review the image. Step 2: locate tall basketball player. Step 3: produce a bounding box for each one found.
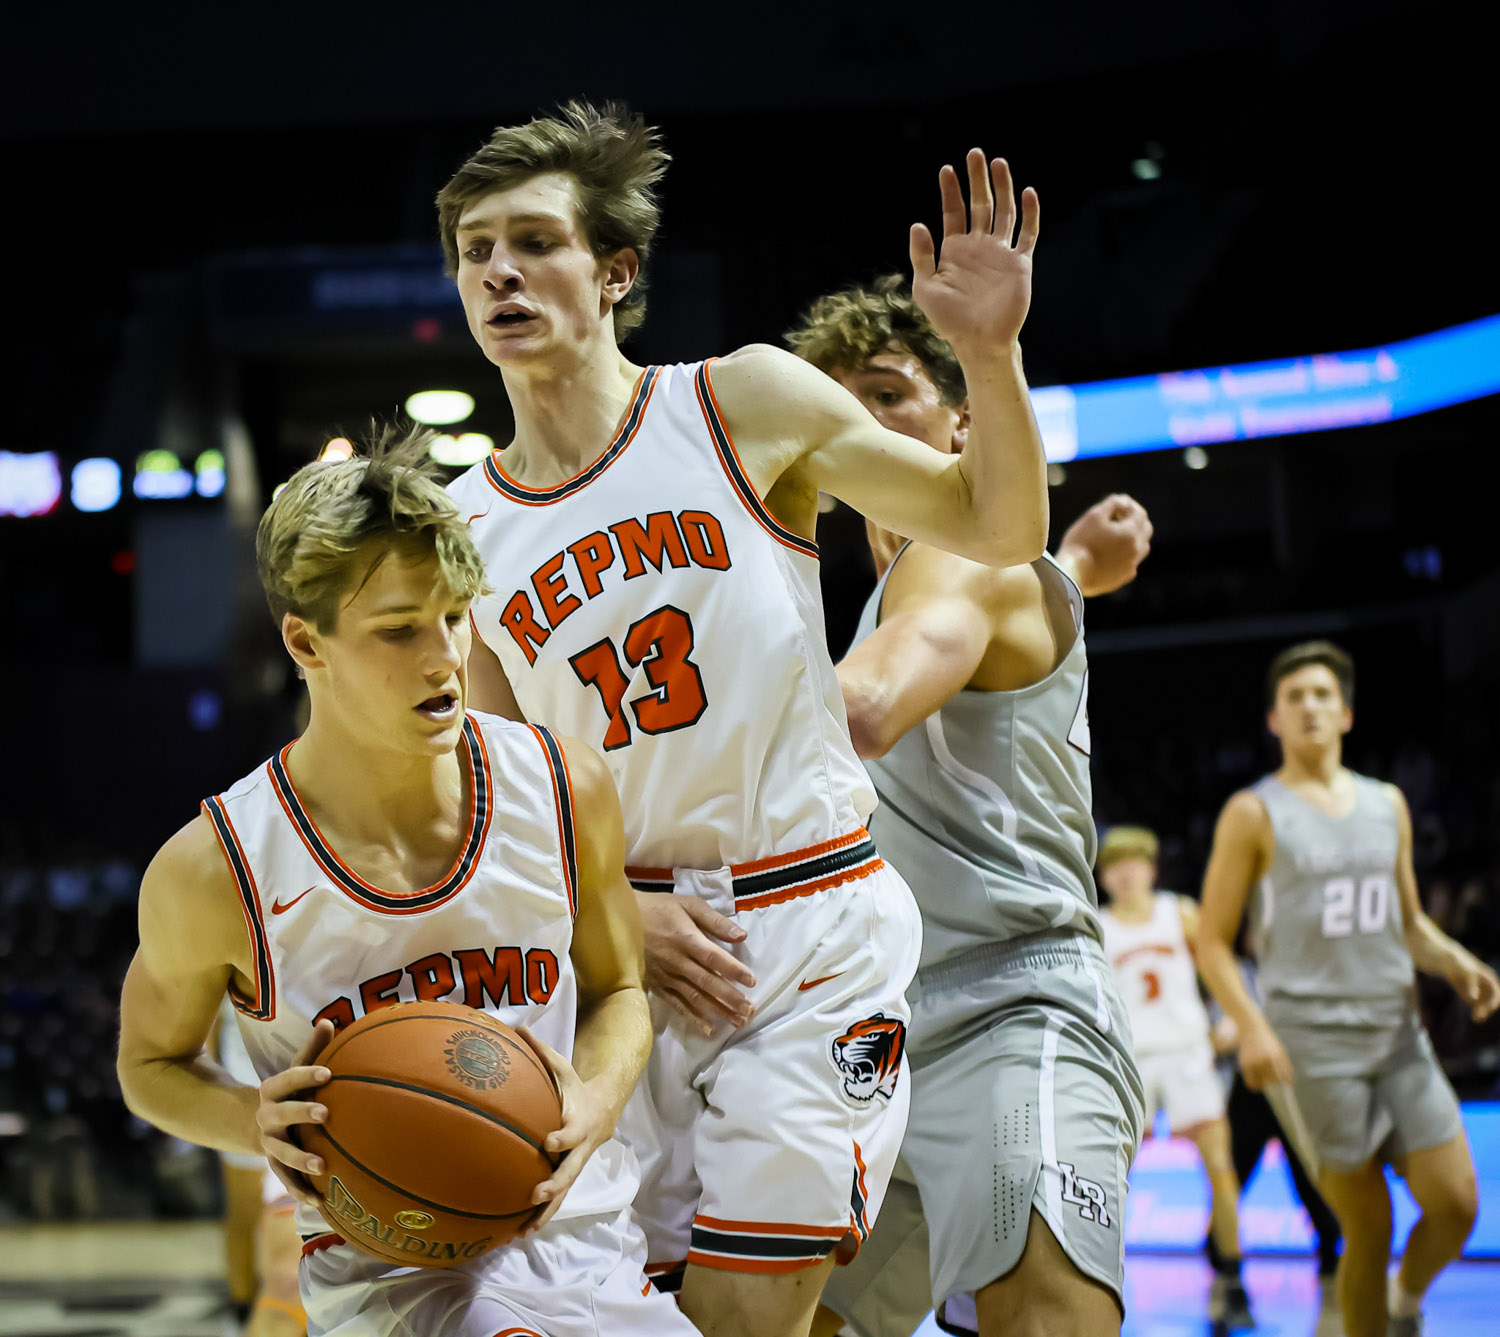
[1096,826,1251,1325]
[781,276,1147,1337]
[1197,640,1500,1337]
[442,105,1046,1337]
[117,437,699,1337]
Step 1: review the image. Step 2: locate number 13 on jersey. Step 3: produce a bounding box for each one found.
[569,604,707,750]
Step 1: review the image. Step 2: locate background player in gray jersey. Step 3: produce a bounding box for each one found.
[1197,640,1500,1337]
[786,276,1150,1337]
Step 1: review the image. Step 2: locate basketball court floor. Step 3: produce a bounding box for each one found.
[1,1224,1496,1337]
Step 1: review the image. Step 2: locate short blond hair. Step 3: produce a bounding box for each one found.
[785,274,967,407]
[436,100,669,340]
[256,428,489,633]
[1097,825,1159,871]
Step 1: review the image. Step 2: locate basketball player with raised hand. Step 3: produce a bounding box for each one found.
[1197,640,1500,1337]
[443,104,1045,1337]
[117,437,699,1337]
[779,276,1148,1337]
[1096,827,1251,1325]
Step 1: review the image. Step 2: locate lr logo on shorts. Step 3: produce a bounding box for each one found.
[1058,1161,1111,1228]
[829,1013,907,1103]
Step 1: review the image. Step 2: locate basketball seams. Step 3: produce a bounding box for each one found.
[324,1072,557,1160]
[322,1005,557,1093]
[307,1121,539,1223]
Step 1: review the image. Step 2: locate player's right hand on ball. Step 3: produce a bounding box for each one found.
[1238,1020,1294,1092]
[257,1017,335,1208]
[635,891,757,1035]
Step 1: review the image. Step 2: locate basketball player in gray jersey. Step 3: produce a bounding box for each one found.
[1198,640,1499,1337]
[787,277,1150,1337]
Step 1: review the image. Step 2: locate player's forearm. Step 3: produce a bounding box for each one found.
[1195,935,1272,1036]
[1405,912,1468,977]
[571,984,652,1122]
[118,1051,262,1156]
[952,344,1048,566]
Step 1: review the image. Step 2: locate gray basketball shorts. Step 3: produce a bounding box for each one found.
[1274,1010,1463,1174]
[820,931,1145,1335]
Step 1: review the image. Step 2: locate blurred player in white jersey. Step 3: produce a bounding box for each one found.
[780,276,1148,1337]
[117,437,697,1337]
[1197,640,1500,1337]
[441,104,1049,1337]
[1097,826,1252,1326]
[214,996,305,1336]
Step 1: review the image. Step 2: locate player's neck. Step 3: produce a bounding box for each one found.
[287,716,466,848]
[499,343,642,488]
[1110,888,1156,922]
[1278,744,1345,788]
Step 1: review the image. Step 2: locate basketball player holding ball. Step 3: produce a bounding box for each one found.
[1196,640,1500,1337]
[117,436,699,1337]
[443,105,1046,1337]
[781,277,1148,1337]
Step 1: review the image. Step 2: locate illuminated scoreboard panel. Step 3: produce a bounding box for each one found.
[1125,1102,1500,1257]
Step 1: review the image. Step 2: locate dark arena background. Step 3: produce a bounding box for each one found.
[1,2,1497,1333]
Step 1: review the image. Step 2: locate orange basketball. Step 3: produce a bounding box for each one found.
[299,1001,562,1268]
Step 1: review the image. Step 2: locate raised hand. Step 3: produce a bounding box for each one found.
[910,149,1039,355]
[1057,494,1154,597]
[257,1017,335,1207]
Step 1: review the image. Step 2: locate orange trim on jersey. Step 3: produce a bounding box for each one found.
[625,864,674,881]
[201,796,275,1022]
[301,1232,344,1257]
[696,359,819,560]
[729,828,869,878]
[483,367,658,506]
[733,857,884,912]
[685,1251,831,1274]
[693,1214,847,1238]
[852,1139,872,1238]
[267,716,493,916]
[490,1329,545,1337]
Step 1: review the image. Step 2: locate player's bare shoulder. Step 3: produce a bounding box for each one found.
[139,812,256,973]
[1215,788,1275,867]
[707,343,858,487]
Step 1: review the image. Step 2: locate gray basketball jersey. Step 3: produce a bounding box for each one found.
[852,549,1101,970]
[1251,772,1414,1029]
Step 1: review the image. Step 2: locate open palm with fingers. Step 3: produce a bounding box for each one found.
[910,148,1039,353]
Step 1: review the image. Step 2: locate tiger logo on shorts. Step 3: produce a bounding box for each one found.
[830,1013,907,1103]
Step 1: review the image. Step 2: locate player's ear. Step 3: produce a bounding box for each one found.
[283,613,325,676]
[600,247,639,311]
[949,398,971,455]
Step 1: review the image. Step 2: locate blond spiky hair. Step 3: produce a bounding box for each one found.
[256,427,490,633]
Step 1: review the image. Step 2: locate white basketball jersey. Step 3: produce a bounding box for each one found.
[204,711,637,1239]
[449,360,876,873]
[1100,893,1210,1056]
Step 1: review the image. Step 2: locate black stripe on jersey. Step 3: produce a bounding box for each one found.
[532,725,579,918]
[268,717,490,913]
[483,366,659,503]
[695,361,819,559]
[628,874,675,893]
[849,1165,869,1243]
[646,1262,686,1295]
[732,837,880,900]
[688,1226,840,1261]
[202,795,274,1021]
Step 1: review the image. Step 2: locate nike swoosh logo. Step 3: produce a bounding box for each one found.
[271,887,317,915]
[797,972,846,992]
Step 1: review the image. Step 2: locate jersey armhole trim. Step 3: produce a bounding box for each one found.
[201,795,276,1021]
[696,359,820,560]
[528,725,579,918]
